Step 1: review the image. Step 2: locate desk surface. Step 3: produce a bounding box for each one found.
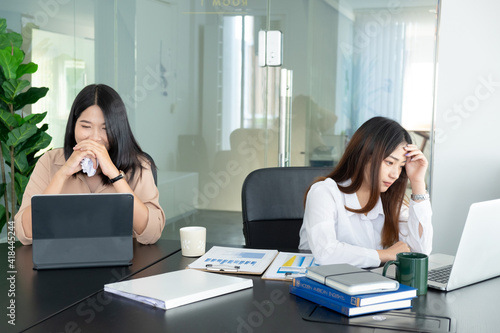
[23,248,500,333]
[0,239,180,333]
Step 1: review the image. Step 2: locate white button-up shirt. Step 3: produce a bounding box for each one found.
[299,178,433,268]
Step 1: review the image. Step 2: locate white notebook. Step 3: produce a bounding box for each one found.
[307,264,399,295]
[104,269,253,310]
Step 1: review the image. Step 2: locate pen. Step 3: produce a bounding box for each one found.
[205,264,241,272]
[284,272,304,279]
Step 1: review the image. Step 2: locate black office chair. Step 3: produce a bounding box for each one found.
[241,167,331,250]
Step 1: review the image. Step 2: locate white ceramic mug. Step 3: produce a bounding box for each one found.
[179,226,206,257]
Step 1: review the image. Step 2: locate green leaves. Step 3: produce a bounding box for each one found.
[14,87,49,111]
[14,173,29,205]
[0,204,6,232]
[0,17,51,233]
[0,47,24,79]
[3,79,30,100]
[1,110,50,172]
[0,32,23,50]
[17,62,37,78]
[0,107,17,127]
[0,25,48,112]
[7,122,38,147]
[25,131,51,155]
[25,111,47,124]
[0,119,51,175]
[0,19,22,51]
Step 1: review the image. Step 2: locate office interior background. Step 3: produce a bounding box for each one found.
[1,0,499,256]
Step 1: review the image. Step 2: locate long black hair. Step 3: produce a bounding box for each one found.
[306,116,413,248]
[64,84,156,183]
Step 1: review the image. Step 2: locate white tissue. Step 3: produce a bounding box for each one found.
[81,158,98,177]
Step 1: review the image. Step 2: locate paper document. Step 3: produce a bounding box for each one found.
[262,252,318,281]
[104,269,253,310]
[188,246,278,275]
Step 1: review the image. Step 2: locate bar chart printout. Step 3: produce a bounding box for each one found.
[188,246,279,274]
[262,252,317,280]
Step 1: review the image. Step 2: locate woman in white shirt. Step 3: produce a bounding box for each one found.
[299,117,432,268]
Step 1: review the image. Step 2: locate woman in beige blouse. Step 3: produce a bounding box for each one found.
[15,84,165,245]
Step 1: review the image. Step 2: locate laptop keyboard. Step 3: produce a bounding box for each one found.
[428,265,453,284]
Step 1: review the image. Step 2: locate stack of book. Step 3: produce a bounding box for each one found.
[289,264,417,317]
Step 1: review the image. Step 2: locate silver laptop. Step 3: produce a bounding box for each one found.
[374,199,500,291]
[32,193,134,269]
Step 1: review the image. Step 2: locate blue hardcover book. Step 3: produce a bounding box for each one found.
[289,286,413,317]
[292,277,417,307]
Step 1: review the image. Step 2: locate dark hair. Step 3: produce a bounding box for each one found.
[64,84,156,183]
[306,116,412,248]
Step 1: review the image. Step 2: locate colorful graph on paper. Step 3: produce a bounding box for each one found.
[187,246,279,274]
[277,254,316,273]
[262,252,317,280]
[203,250,265,266]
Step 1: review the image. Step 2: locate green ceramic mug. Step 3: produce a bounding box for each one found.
[382,252,428,296]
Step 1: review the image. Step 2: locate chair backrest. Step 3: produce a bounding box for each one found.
[241,167,331,250]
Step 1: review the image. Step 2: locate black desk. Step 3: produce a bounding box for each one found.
[0,239,180,333]
[23,249,500,333]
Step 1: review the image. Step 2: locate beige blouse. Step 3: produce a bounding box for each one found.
[14,148,165,245]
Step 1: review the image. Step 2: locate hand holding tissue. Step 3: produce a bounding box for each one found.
[81,158,98,177]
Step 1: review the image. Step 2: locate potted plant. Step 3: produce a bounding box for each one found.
[0,18,51,235]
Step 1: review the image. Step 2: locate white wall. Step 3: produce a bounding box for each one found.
[135,0,180,170]
[123,0,200,172]
[431,0,500,254]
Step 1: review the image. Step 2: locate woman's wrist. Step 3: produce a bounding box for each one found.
[54,168,73,182]
[376,249,391,263]
[409,180,426,194]
[44,169,70,194]
[109,170,125,183]
[410,180,428,202]
[108,168,121,179]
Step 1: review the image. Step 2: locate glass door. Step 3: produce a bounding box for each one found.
[4,0,438,225]
[176,0,273,212]
[175,0,438,212]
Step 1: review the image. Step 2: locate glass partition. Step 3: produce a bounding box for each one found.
[1,0,439,223]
